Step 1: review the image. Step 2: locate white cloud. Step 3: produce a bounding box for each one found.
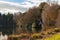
[0,1,29,14]
[19,0,48,10]
[24,0,47,6]
[0,0,47,14]
[0,1,23,7]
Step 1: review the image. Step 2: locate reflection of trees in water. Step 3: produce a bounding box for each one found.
[32,19,42,33]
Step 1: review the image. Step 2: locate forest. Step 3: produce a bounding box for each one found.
[0,2,60,36]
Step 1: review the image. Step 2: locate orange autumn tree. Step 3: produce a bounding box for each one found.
[42,3,60,28]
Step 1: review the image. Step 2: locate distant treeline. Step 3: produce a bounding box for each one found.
[0,2,60,35]
[0,2,46,34]
[0,13,16,35]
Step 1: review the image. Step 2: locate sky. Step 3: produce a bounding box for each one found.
[0,0,59,14]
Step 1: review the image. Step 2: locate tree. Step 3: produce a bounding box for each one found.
[38,2,48,12]
[23,7,42,33]
[13,12,25,34]
[42,3,60,28]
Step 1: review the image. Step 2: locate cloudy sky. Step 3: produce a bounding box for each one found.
[0,0,59,14]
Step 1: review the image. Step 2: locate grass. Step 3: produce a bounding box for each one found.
[8,28,60,40]
[8,32,60,40]
[45,33,60,40]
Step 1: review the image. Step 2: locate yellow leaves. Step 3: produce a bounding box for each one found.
[50,17,55,21]
[31,33,41,38]
[45,33,60,40]
[48,13,56,21]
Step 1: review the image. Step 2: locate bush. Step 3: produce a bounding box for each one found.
[54,29,60,33]
[48,32,55,35]
[41,33,45,35]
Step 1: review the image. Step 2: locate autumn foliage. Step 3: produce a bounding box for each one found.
[12,2,60,34]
